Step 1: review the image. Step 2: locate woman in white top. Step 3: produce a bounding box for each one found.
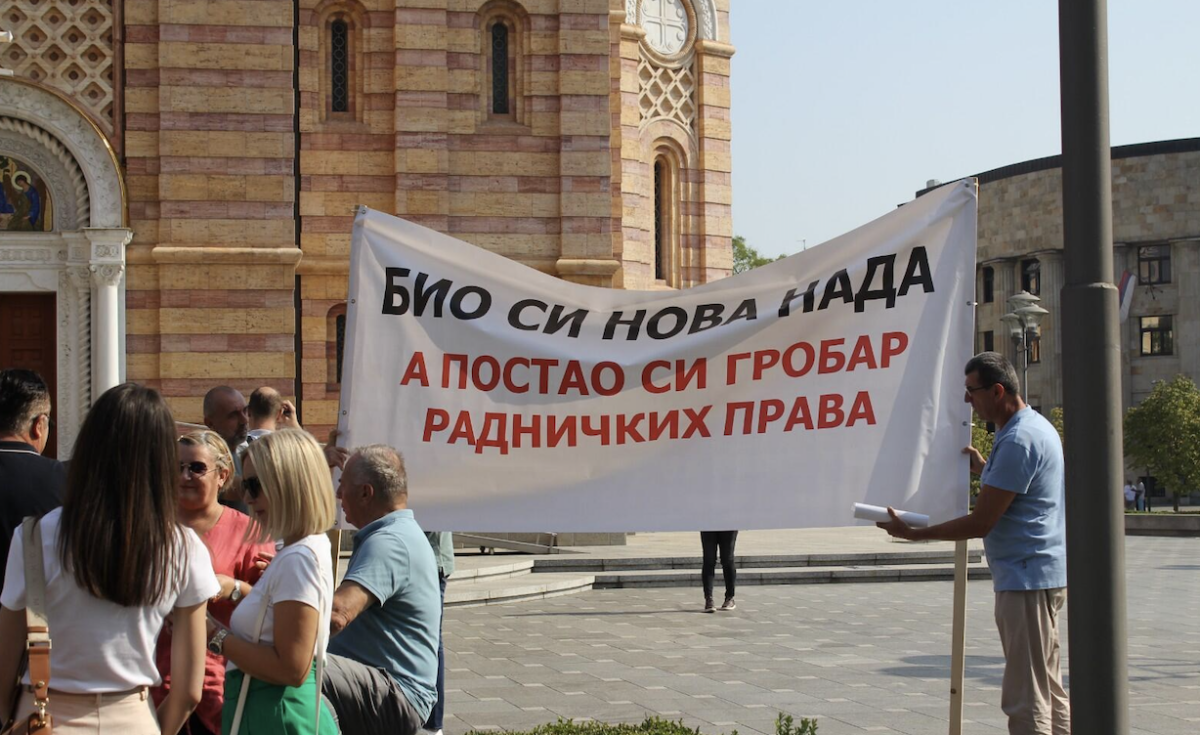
[206,428,338,734]
[0,383,220,735]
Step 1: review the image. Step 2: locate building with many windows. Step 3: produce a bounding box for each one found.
[0,0,735,454]
[927,138,1200,497]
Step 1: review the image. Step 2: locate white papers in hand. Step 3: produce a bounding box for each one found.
[853,502,930,528]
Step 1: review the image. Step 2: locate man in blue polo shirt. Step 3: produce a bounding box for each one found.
[878,352,1069,735]
[323,444,440,735]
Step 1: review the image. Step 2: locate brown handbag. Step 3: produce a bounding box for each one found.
[2,518,53,735]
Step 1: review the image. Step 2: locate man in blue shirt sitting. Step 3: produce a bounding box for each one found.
[322,444,440,735]
[878,352,1069,735]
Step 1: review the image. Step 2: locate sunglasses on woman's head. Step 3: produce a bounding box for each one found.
[179,461,213,478]
[243,476,263,501]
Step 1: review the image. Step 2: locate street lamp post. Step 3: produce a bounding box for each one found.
[1000,291,1050,395]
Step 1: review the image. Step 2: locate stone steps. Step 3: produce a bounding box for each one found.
[531,549,982,573]
[445,571,596,608]
[442,549,990,607]
[591,562,992,589]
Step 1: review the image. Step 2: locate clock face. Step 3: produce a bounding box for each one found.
[641,0,689,56]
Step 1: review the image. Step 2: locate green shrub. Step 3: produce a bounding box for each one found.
[775,712,817,735]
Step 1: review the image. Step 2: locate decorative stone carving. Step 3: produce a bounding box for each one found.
[640,0,689,56]
[0,248,55,262]
[0,116,89,228]
[89,263,123,286]
[627,0,719,42]
[0,78,123,228]
[695,0,716,41]
[66,262,91,292]
[1,1,116,133]
[637,56,696,131]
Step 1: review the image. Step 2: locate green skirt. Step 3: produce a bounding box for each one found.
[222,664,339,735]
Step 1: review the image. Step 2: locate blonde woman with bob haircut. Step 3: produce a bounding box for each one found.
[205,429,338,735]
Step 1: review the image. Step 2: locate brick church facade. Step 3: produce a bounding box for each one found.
[0,0,734,451]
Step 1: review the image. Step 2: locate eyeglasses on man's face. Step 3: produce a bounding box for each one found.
[964,383,995,399]
[180,461,214,478]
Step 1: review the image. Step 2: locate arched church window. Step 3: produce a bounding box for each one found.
[652,149,682,286]
[654,159,665,280]
[491,22,510,115]
[477,3,528,125]
[330,20,350,113]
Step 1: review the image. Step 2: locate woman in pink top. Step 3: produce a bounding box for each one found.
[152,430,274,735]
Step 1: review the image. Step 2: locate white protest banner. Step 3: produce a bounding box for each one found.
[337,179,977,531]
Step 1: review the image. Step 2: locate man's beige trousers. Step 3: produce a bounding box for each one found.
[994,587,1070,735]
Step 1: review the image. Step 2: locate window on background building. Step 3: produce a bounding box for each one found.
[1137,244,1171,285]
[1028,334,1041,364]
[330,20,349,113]
[335,313,347,382]
[982,330,994,353]
[1021,258,1040,295]
[654,159,665,280]
[1140,315,1174,356]
[490,22,510,115]
[982,266,994,303]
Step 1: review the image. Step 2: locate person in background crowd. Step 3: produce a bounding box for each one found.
[243,387,302,448]
[0,368,65,592]
[1123,480,1135,510]
[207,429,338,735]
[152,430,275,735]
[0,383,219,735]
[878,352,1069,735]
[422,531,454,735]
[1134,478,1146,512]
[202,386,250,512]
[699,531,738,613]
[322,445,439,735]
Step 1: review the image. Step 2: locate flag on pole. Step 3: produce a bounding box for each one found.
[1118,270,1137,322]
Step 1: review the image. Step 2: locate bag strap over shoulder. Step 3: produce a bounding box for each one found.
[22,517,52,730]
[228,561,272,735]
[302,543,329,735]
[229,542,329,735]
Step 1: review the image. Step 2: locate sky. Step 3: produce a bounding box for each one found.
[729,1,1200,259]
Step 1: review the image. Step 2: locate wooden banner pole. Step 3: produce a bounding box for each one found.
[948,539,969,735]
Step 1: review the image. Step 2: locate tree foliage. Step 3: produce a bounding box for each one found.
[1048,406,1065,449]
[1124,375,1200,511]
[969,413,995,496]
[732,235,783,275]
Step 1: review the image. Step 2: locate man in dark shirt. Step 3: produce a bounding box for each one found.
[0,369,65,590]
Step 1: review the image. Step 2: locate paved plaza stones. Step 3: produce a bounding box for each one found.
[440,536,1200,735]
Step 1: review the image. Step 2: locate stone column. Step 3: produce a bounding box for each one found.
[84,227,131,396]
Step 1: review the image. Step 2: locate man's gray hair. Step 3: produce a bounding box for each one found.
[351,444,408,503]
[0,369,51,436]
[965,351,1021,397]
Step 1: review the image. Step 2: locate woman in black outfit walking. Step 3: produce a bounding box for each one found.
[700,531,737,612]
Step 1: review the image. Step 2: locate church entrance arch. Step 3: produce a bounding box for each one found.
[0,77,131,457]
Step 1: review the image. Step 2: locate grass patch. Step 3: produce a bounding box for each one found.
[467,713,817,735]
